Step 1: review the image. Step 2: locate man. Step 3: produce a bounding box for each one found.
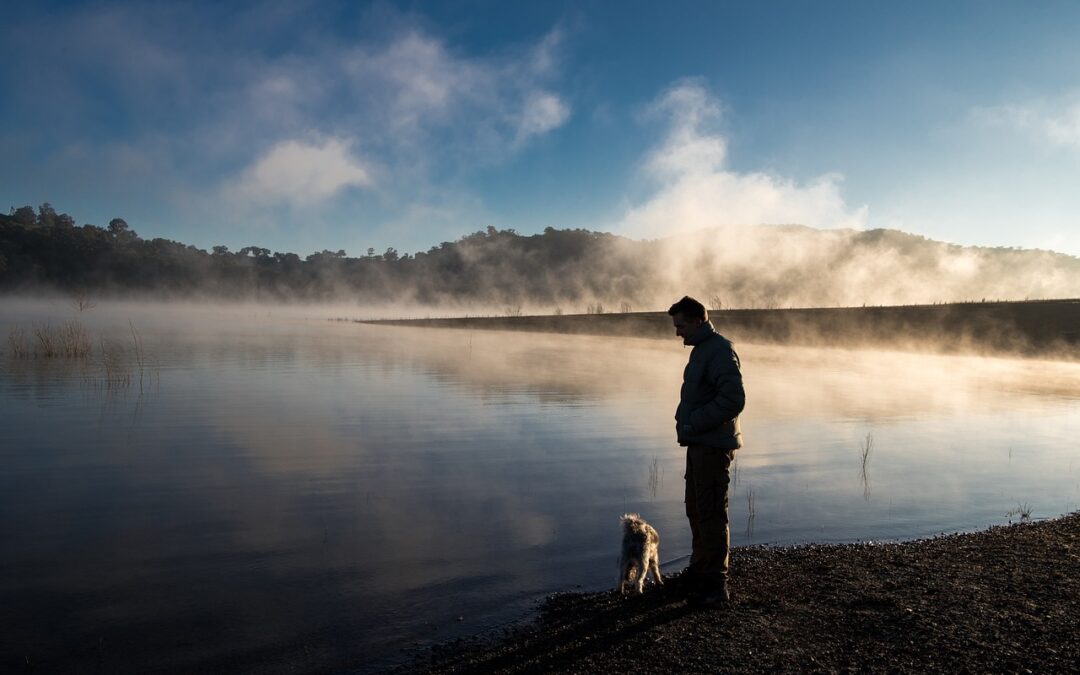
[668,295,745,607]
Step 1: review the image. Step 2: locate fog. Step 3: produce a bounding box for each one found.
[377,223,1080,314]
[6,296,1080,405]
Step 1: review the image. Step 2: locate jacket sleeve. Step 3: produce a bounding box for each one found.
[687,346,745,432]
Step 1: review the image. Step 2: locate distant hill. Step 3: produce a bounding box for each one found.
[2,203,1079,309]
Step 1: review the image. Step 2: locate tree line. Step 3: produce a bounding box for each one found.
[0,203,648,306]
[5,202,1080,309]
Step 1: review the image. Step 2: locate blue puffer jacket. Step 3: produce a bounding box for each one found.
[675,321,745,449]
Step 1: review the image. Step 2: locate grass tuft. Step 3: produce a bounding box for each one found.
[1006,502,1033,522]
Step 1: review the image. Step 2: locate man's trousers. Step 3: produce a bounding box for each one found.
[684,444,735,584]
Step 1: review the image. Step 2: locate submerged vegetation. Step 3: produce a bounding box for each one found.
[860,431,874,501]
[1006,502,1034,523]
[8,319,92,359]
[6,318,156,390]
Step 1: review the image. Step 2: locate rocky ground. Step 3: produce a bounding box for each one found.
[404,513,1080,673]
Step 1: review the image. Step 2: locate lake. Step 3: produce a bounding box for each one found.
[2,299,1079,673]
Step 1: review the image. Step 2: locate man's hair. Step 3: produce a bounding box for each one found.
[667,296,708,321]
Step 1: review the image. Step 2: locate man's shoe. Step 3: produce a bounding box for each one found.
[687,582,730,608]
[668,567,703,597]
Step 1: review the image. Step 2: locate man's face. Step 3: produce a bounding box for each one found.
[672,312,703,340]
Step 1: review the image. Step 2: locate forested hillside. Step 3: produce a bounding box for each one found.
[3,203,1079,310]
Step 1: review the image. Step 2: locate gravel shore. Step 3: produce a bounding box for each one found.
[408,513,1080,673]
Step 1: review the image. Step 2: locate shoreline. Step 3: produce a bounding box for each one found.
[363,298,1080,359]
[405,513,1080,673]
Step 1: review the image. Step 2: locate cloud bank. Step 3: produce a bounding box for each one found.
[1,4,572,241]
[617,80,867,239]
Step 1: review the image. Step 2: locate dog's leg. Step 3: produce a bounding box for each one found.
[649,553,663,587]
[635,561,647,594]
[617,556,630,594]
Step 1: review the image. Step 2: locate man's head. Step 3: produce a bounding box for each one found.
[668,296,708,341]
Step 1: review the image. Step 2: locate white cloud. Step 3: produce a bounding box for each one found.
[515,90,571,145]
[973,98,1080,149]
[617,81,867,238]
[350,31,483,130]
[342,27,570,156]
[225,137,372,207]
[528,26,564,76]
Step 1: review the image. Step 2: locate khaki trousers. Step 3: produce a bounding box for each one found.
[684,444,734,582]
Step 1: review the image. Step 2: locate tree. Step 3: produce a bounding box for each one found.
[11,205,35,227]
[108,218,137,240]
[239,246,270,258]
[37,203,57,228]
[212,245,230,256]
[305,249,346,263]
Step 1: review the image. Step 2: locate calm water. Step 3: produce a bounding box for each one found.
[2,301,1079,673]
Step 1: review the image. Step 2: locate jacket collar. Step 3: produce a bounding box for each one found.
[684,320,717,347]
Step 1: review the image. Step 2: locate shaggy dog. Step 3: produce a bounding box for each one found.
[617,513,663,594]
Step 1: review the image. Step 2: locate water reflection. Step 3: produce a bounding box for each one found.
[2,304,1079,673]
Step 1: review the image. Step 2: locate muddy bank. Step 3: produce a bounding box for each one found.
[405,513,1080,673]
[365,299,1080,358]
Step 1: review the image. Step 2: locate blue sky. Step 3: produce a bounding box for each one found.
[4,1,1080,257]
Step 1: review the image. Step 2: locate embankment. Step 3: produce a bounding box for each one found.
[366,299,1080,357]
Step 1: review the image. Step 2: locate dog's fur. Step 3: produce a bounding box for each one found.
[617,513,663,594]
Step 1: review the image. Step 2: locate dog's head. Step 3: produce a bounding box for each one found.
[620,513,648,537]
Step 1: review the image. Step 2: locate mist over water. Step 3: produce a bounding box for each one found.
[2,299,1079,672]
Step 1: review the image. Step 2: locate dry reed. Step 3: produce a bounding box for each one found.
[860,432,873,501]
[100,338,131,388]
[8,326,29,358]
[19,320,92,358]
[32,322,58,357]
[129,320,145,390]
[59,320,92,357]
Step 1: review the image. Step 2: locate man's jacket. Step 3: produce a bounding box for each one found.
[675,321,745,449]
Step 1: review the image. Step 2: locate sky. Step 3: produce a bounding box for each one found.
[3,0,1080,258]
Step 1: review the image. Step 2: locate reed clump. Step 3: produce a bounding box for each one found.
[8,326,29,358]
[1006,502,1033,523]
[59,320,92,357]
[99,338,132,388]
[12,320,92,358]
[8,318,157,392]
[32,322,58,357]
